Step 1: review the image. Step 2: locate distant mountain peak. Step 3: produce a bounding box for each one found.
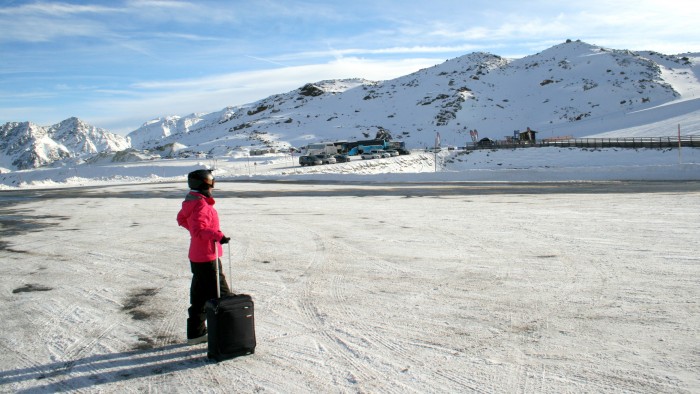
[3,41,699,170]
[122,41,697,156]
[0,118,129,170]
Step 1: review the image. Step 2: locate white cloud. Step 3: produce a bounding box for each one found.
[3,0,700,133]
[130,57,440,92]
[0,2,120,16]
[82,56,441,134]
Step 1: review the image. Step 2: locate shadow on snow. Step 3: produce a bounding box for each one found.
[1,344,213,392]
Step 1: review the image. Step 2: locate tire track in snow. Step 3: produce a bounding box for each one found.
[285,228,388,390]
[290,230,432,392]
[245,214,348,381]
[319,237,433,380]
[287,210,466,388]
[252,222,365,389]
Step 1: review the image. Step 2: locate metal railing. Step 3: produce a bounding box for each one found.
[466,136,700,150]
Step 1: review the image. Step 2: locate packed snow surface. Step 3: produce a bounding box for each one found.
[2,41,700,391]
[1,180,698,392]
[1,145,700,190]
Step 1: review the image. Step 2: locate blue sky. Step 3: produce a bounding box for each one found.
[1,0,699,135]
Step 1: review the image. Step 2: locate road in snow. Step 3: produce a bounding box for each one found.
[1,181,699,392]
[2,147,700,189]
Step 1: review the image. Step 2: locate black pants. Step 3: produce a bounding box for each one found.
[187,259,231,339]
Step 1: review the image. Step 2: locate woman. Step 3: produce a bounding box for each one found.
[176,169,231,345]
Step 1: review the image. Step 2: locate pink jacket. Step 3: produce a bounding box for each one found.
[177,191,225,262]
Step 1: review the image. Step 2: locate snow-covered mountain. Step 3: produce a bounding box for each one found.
[125,41,700,156]
[0,117,129,170]
[4,40,700,169]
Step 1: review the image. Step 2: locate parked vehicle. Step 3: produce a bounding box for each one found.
[385,149,400,157]
[304,142,338,156]
[314,154,336,164]
[361,151,380,160]
[334,154,351,163]
[342,139,389,156]
[299,155,322,166]
[374,150,391,158]
[388,141,410,155]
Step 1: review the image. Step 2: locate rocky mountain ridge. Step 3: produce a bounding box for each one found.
[2,40,698,170]
[0,117,129,170]
[126,40,697,155]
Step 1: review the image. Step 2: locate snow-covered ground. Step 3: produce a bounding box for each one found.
[1,132,700,392]
[1,145,700,190]
[1,180,698,392]
[2,40,699,392]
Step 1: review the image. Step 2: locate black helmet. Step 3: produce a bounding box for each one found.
[187,169,215,190]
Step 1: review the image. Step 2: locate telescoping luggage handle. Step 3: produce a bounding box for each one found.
[215,240,221,299]
[214,240,233,299]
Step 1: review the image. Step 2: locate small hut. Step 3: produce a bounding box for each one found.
[519,127,538,142]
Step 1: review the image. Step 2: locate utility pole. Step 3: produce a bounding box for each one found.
[678,124,682,164]
[434,132,441,172]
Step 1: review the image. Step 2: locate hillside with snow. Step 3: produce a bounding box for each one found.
[127,40,700,157]
[2,40,700,175]
[2,37,699,392]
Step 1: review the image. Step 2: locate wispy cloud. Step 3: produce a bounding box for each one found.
[0,2,120,16]
[245,55,290,68]
[79,56,442,132]
[130,57,439,92]
[2,0,699,133]
[0,1,119,42]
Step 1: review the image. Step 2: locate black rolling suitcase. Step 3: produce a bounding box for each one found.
[205,294,256,361]
[205,243,256,362]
